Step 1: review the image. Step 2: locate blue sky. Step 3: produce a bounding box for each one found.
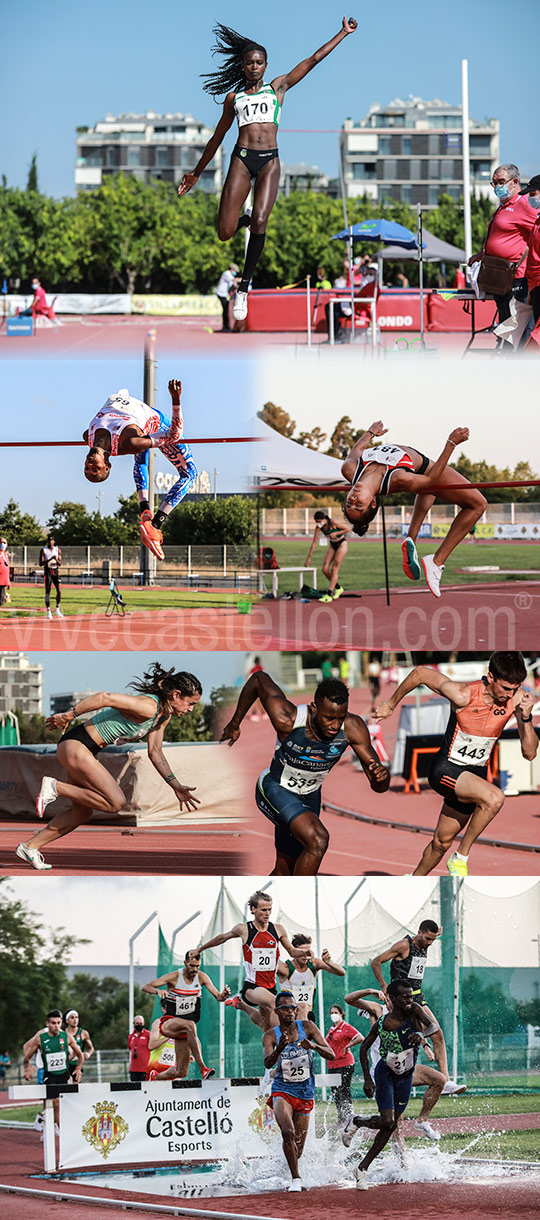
[0,356,256,522]
[2,0,538,198]
[26,651,248,712]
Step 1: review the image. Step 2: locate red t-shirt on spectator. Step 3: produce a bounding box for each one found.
[484,195,535,267]
[32,285,49,315]
[526,215,540,290]
[326,1020,360,1068]
[128,1029,150,1072]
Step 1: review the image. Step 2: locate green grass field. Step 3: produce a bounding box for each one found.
[262,538,540,594]
[1,586,255,617]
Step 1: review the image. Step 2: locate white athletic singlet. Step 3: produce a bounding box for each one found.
[87,390,161,455]
[352,445,419,496]
[163,971,202,1019]
[234,84,281,129]
[42,546,60,570]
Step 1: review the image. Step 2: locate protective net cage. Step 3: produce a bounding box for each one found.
[152,880,540,1093]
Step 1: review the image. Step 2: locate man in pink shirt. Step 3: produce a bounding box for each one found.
[469,163,535,328]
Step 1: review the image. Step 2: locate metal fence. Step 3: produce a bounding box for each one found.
[262,502,540,537]
[9,545,256,586]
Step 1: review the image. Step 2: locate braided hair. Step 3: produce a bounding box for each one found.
[130,662,202,710]
[202,23,267,99]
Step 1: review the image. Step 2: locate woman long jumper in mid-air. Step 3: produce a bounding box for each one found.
[341,421,487,598]
[178,17,357,322]
[15,664,202,871]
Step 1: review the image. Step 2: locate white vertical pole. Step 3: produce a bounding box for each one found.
[219,878,226,1079]
[129,911,158,1031]
[223,545,227,578]
[314,878,327,1099]
[417,205,425,350]
[461,59,472,260]
[306,275,312,347]
[43,1103,57,1171]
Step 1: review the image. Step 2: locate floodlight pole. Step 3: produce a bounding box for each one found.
[142,329,156,587]
[344,878,366,995]
[219,877,226,1078]
[452,878,463,1082]
[381,499,391,606]
[417,205,425,350]
[461,59,472,261]
[314,877,327,1096]
[129,910,158,1031]
[171,911,201,958]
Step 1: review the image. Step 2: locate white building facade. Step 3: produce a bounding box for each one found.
[75,112,223,193]
[0,653,43,716]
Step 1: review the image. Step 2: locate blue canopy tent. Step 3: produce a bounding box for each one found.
[331,216,425,347]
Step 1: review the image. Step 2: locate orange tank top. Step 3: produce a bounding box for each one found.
[444,679,516,769]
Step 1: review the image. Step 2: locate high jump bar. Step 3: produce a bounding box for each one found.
[255,479,540,492]
[0,437,258,448]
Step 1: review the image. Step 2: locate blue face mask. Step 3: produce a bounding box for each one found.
[528,195,540,210]
[494,183,511,199]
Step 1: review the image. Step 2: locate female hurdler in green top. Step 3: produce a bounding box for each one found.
[16,663,202,871]
[178,17,357,322]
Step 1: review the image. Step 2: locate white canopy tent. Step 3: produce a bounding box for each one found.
[253,419,346,490]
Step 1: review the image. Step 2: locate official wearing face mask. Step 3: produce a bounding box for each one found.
[325,1004,364,1126]
[19,276,56,322]
[521,174,540,328]
[468,163,536,329]
[0,539,10,606]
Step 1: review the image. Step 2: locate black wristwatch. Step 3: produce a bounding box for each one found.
[520,714,532,723]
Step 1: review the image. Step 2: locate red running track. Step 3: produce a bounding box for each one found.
[1,579,539,651]
[0,314,472,358]
[235,687,540,877]
[1,1127,539,1220]
[0,824,247,877]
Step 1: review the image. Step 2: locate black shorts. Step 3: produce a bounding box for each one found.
[43,1071,71,1087]
[233,145,279,179]
[60,722,104,758]
[241,982,277,1008]
[429,749,487,816]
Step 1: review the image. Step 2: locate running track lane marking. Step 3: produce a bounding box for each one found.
[321,803,540,854]
[0,1185,292,1220]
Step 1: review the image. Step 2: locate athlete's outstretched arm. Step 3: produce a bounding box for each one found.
[272,16,357,95]
[345,989,384,1019]
[200,971,231,1003]
[198,922,245,953]
[312,948,345,977]
[305,523,321,566]
[221,671,297,745]
[412,1002,438,1040]
[340,421,388,482]
[374,666,470,722]
[46,690,160,730]
[142,970,180,995]
[147,724,201,813]
[515,691,539,760]
[370,940,410,991]
[346,715,390,790]
[178,95,236,196]
[390,427,469,494]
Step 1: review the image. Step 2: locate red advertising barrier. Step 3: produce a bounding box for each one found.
[246,289,427,333]
[428,293,497,332]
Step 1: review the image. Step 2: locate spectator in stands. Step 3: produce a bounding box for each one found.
[316,266,332,290]
[468,163,535,329]
[0,538,10,606]
[216,263,239,332]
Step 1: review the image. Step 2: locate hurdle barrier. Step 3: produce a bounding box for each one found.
[9,1078,329,1173]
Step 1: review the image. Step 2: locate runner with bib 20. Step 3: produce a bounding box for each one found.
[178,18,357,322]
[221,672,389,875]
[374,651,537,876]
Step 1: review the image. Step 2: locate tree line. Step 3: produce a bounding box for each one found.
[258,404,540,506]
[0,171,494,295]
[0,496,254,546]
